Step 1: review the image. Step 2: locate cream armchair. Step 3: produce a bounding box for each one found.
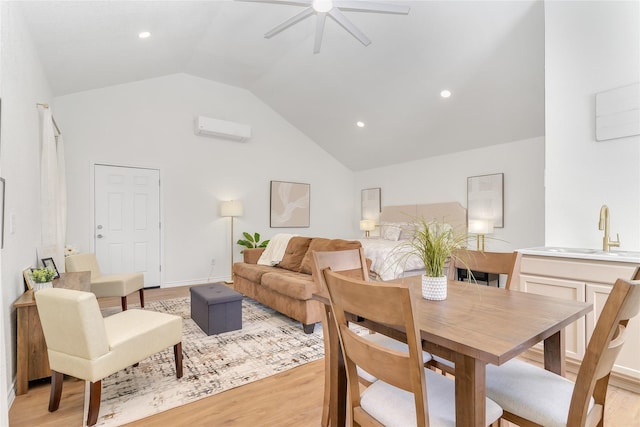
[35,287,183,426]
[65,253,144,310]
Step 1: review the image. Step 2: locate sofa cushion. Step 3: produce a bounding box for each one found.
[233,263,276,283]
[299,238,363,275]
[261,270,317,300]
[277,237,313,272]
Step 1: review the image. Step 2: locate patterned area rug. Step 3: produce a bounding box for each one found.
[85,295,325,426]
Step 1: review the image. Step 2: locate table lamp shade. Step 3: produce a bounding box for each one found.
[359,219,376,231]
[468,218,494,234]
[220,200,243,217]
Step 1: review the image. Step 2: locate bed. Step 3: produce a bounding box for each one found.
[359,202,467,281]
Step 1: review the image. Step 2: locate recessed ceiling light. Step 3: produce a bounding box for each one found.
[356,121,365,128]
[138,31,151,39]
[440,89,452,98]
[312,0,333,13]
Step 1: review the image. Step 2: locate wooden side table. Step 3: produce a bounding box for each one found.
[13,271,91,395]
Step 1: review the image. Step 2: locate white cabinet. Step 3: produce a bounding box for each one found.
[517,252,639,392]
[520,274,586,360]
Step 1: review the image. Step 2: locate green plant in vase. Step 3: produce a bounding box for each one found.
[31,267,57,283]
[393,218,469,300]
[237,232,270,253]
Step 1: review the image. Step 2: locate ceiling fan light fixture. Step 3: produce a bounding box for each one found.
[312,0,333,13]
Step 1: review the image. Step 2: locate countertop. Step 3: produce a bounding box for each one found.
[518,247,640,264]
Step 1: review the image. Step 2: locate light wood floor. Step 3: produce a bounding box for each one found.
[9,285,640,426]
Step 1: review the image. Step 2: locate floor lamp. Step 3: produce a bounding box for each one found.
[221,200,243,284]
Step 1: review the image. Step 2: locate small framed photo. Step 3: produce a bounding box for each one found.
[22,269,35,291]
[41,257,60,279]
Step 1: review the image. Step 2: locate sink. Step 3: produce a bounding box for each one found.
[541,247,600,254]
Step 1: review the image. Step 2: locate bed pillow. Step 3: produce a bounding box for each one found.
[380,223,402,241]
[398,222,416,240]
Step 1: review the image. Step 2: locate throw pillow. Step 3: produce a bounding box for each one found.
[277,237,313,272]
[299,238,362,275]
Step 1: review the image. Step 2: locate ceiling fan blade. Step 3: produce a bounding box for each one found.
[328,8,371,47]
[235,0,312,7]
[264,7,315,38]
[313,13,327,54]
[333,1,410,14]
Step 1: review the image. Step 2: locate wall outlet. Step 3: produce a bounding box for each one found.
[210,258,216,266]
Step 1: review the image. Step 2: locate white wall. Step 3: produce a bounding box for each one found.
[55,73,356,286]
[355,137,546,252]
[545,1,640,250]
[0,2,55,416]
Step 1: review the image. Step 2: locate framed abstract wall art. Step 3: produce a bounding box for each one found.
[467,173,504,228]
[361,187,381,220]
[270,181,310,228]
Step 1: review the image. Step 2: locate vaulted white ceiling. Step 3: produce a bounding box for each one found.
[18,0,545,171]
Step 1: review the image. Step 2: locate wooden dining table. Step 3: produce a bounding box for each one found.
[313,276,593,427]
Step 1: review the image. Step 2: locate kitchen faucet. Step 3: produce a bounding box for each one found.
[598,205,620,252]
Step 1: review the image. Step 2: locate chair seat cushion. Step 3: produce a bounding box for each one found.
[100,309,181,380]
[357,333,432,384]
[361,368,503,427]
[91,272,144,298]
[485,358,595,427]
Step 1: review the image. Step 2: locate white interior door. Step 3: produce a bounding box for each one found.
[94,164,161,286]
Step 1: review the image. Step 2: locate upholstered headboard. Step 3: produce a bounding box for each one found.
[379,202,467,232]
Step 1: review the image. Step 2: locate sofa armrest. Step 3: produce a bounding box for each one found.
[243,248,265,264]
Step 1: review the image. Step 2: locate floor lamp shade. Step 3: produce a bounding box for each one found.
[220,200,243,217]
[220,200,243,283]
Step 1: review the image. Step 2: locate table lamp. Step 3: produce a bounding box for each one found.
[468,218,494,252]
[359,219,376,238]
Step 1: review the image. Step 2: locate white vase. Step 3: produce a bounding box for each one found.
[34,281,53,292]
[421,275,447,301]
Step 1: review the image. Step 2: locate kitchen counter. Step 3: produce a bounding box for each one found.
[518,246,640,264]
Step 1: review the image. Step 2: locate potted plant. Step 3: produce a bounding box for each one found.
[394,218,469,300]
[237,232,270,253]
[30,267,57,291]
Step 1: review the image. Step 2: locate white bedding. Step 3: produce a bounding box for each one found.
[358,238,424,281]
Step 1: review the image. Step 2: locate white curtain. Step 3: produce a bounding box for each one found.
[40,108,66,271]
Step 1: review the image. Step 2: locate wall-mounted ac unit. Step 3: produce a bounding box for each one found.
[194,116,251,142]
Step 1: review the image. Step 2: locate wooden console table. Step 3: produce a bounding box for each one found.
[13,271,91,395]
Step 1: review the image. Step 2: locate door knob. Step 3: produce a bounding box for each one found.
[97,234,104,239]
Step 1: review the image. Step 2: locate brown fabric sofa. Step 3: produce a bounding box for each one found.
[232,237,363,334]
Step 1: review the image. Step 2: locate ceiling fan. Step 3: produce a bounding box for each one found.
[240,0,410,54]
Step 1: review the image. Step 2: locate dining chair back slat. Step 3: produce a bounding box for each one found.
[448,250,521,289]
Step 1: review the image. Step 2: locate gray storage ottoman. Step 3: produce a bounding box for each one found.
[190,284,243,335]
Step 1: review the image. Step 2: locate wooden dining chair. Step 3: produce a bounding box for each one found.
[428,250,522,376]
[448,249,522,290]
[311,248,431,427]
[484,273,640,427]
[322,268,503,426]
